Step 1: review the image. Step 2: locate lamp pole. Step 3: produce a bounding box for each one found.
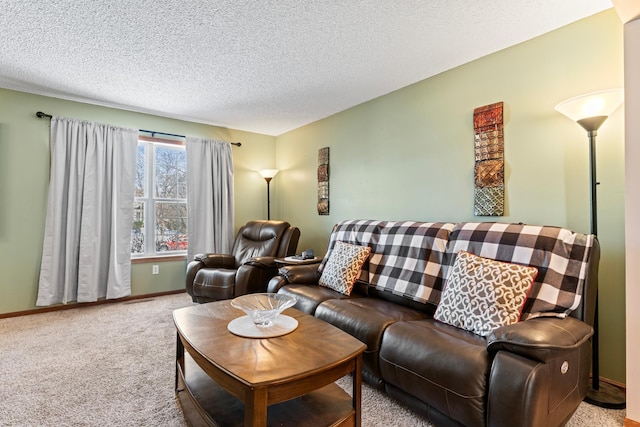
[576,117,625,408]
[258,169,279,220]
[588,129,598,236]
[576,115,607,236]
[555,90,624,409]
[265,176,273,220]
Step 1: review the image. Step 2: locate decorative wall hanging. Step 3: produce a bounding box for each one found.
[473,102,504,216]
[317,147,330,215]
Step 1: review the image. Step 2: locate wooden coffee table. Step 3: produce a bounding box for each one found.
[173,300,366,427]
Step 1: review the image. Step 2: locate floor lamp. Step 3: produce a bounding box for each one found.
[554,88,625,409]
[259,169,279,220]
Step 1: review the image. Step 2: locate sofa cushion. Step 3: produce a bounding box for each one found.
[434,250,537,336]
[379,319,489,427]
[315,297,429,382]
[445,222,595,319]
[318,241,371,295]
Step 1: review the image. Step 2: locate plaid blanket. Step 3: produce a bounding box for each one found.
[445,222,595,319]
[318,220,455,304]
[368,221,454,304]
[319,220,595,319]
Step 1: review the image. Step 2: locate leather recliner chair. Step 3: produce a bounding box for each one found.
[186,220,300,303]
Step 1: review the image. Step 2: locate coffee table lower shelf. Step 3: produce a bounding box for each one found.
[176,354,356,427]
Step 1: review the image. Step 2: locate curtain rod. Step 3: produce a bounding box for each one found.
[36,111,242,147]
[140,129,241,147]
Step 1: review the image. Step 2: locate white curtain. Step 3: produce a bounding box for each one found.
[186,137,234,260]
[37,117,138,306]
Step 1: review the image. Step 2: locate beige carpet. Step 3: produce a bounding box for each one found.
[0,293,626,426]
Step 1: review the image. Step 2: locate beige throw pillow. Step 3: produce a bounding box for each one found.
[319,241,371,295]
[434,250,538,336]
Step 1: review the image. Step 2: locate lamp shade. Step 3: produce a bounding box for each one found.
[554,89,624,127]
[259,169,279,179]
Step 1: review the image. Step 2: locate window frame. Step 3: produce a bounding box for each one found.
[132,135,188,260]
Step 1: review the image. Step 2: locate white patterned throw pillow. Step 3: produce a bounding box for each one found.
[319,241,371,295]
[434,250,538,336]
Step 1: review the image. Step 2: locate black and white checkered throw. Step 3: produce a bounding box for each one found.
[445,222,595,319]
[319,220,595,319]
[319,220,455,303]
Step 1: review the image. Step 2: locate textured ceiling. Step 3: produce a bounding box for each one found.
[0,0,612,136]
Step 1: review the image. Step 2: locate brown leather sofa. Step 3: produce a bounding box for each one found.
[267,220,599,427]
[186,220,300,303]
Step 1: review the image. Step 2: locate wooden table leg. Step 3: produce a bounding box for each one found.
[175,332,184,391]
[245,387,268,427]
[353,354,362,427]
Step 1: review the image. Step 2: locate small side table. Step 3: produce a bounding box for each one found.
[275,257,322,268]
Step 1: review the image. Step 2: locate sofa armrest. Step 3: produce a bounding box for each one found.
[194,253,236,268]
[486,317,593,363]
[267,275,288,293]
[234,263,278,296]
[244,256,277,268]
[277,264,321,284]
[185,260,204,299]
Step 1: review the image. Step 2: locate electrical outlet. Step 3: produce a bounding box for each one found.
[152,265,159,275]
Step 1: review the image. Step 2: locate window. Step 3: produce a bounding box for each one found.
[132,136,187,256]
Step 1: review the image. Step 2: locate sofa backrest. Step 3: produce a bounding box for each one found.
[319,220,455,306]
[232,220,299,266]
[445,222,598,323]
[320,219,599,325]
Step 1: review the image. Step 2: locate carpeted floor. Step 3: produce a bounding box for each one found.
[0,293,626,426]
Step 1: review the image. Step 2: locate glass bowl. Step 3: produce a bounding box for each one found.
[230,293,297,328]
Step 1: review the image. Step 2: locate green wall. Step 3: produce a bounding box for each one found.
[0,88,276,313]
[274,10,626,383]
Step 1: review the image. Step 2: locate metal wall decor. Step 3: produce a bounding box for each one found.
[317,147,330,215]
[473,102,504,216]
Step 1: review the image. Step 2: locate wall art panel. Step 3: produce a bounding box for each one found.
[318,147,330,215]
[473,102,504,216]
